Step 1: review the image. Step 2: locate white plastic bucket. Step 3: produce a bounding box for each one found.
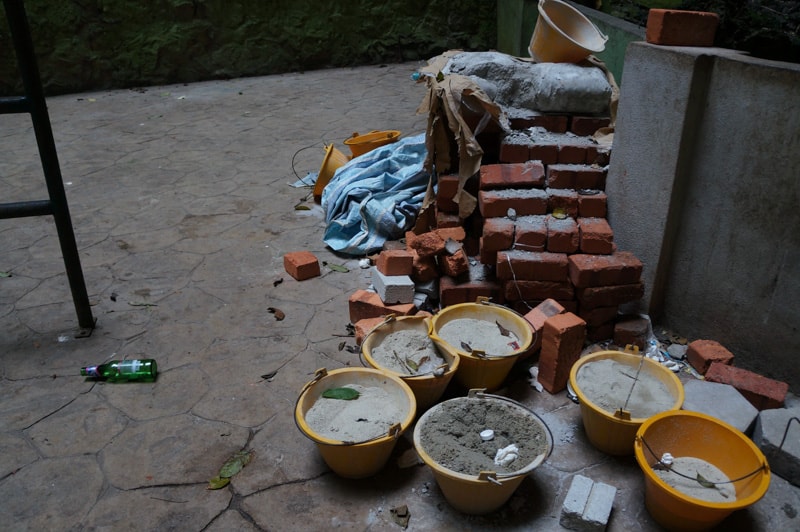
[529,0,607,63]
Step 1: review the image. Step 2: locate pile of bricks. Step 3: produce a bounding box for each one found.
[433,114,645,344]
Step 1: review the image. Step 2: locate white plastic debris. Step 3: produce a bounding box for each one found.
[359,258,371,269]
[480,429,495,441]
[528,366,544,393]
[660,452,674,466]
[494,444,519,467]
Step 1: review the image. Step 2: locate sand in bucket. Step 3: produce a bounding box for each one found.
[368,329,446,376]
[436,318,521,356]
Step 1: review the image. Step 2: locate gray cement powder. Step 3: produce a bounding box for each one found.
[437,318,520,356]
[576,358,675,418]
[418,398,549,475]
[655,457,735,503]
[304,384,406,442]
[368,330,446,375]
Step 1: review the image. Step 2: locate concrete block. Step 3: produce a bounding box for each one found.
[560,474,616,531]
[371,268,414,304]
[682,380,759,435]
[753,407,800,486]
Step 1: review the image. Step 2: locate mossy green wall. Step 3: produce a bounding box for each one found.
[1,0,496,95]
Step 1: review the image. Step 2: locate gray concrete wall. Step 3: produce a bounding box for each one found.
[607,42,800,391]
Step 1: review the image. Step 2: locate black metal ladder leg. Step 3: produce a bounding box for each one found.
[2,0,95,333]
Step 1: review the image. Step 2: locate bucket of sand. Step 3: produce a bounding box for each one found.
[569,349,684,455]
[413,390,553,514]
[294,367,416,478]
[634,410,771,531]
[429,298,532,391]
[360,315,459,411]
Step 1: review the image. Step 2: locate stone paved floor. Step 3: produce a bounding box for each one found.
[1,62,798,531]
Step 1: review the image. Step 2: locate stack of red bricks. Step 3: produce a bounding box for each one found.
[434,113,645,342]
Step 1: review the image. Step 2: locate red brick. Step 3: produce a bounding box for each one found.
[558,142,588,164]
[587,322,615,343]
[410,249,438,283]
[686,339,734,375]
[479,239,498,266]
[546,164,577,189]
[439,268,502,307]
[435,226,467,243]
[479,188,548,218]
[479,161,545,190]
[574,165,607,190]
[546,216,579,254]
[579,217,614,255]
[529,143,559,165]
[705,362,788,411]
[514,215,547,251]
[354,316,387,345]
[578,305,619,327]
[523,298,566,353]
[408,231,446,258]
[547,189,579,218]
[348,289,416,323]
[482,217,515,252]
[578,190,607,218]
[570,116,611,136]
[283,251,321,281]
[496,250,569,282]
[375,249,414,276]
[441,248,470,277]
[646,9,719,47]
[576,283,644,309]
[436,174,460,213]
[538,312,587,393]
[509,112,568,133]
[613,316,651,350]
[503,280,574,302]
[436,210,461,228]
[499,139,532,163]
[568,252,643,288]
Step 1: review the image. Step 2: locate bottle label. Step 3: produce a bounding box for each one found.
[84,365,100,377]
[118,359,142,375]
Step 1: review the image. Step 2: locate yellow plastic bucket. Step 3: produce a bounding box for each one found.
[634,411,771,531]
[294,367,416,478]
[343,130,401,158]
[529,0,608,63]
[360,315,460,411]
[413,391,553,514]
[569,350,684,455]
[313,144,349,202]
[429,298,533,391]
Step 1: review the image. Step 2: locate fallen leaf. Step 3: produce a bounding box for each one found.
[273,278,283,287]
[128,301,157,307]
[460,341,473,353]
[338,341,346,351]
[219,450,253,478]
[261,371,277,381]
[345,345,359,354]
[207,476,230,490]
[324,262,349,273]
[496,321,512,337]
[294,204,311,211]
[405,357,419,372]
[267,307,285,320]
[0,271,11,278]
[322,387,360,400]
[390,504,410,528]
[695,473,716,489]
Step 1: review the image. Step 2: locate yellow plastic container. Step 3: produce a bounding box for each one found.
[569,350,684,455]
[343,130,401,158]
[361,315,460,411]
[428,298,533,391]
[294,367,416,479]
[313,144,349,202]
[529,0,608,63]
[413,391,553,514]
[634,410,771,531]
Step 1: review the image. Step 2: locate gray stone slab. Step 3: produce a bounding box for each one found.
[561,474,594,529]
[753,406,800,486]
[584,481,616,530]
[682,379,759,435]
[560,474,616,532]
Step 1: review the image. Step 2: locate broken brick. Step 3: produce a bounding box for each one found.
[283,251,321,281]
[705,362,788,410]
[348,289,416,323]
[523,298,566,353]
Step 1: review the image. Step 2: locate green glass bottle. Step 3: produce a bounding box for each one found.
[80,359,157,382]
